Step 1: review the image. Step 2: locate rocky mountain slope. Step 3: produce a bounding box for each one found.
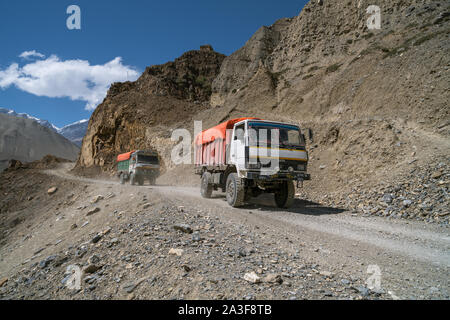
[0,113,80,171]
[212,0,449,126]
[76,0,449,222]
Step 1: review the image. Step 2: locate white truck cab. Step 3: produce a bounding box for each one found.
[229,119,309,180]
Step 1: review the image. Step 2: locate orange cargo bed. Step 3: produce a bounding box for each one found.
[117,151,135,162]
[194,118,260,166]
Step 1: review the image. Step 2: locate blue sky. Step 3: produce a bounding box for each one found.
[0,0,307,127]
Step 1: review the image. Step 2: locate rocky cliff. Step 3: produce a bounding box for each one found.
[212,0,449,124]
[76,45,225,170]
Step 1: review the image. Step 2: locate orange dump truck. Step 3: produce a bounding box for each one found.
[194,118,310,208]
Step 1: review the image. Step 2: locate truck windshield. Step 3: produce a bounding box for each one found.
[248,123,304,148]
[137,155,158,164]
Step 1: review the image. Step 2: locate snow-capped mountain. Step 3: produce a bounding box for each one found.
[58,119,89,147]
[0,107,60,132]
[0,107,88,146]
[0,113,80,171]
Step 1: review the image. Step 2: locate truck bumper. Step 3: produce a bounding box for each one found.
[135,168,160,177]
[247,171,310,181]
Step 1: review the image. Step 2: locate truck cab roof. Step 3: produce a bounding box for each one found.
[134,150,158,155]
[117,150,158,162]
[235,119,301,130]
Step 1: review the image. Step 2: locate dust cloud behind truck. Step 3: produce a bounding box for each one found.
[194,118,310,208]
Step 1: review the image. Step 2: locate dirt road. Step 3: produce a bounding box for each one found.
[44,165,449,300]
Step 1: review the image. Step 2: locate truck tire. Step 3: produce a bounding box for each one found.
[226,173,246,207]
[149,176,156,186]
[130,173,136,185]
[274,180,295,209]
[138,176,144,186]
[201,172,213,198]
[120,173,125,185]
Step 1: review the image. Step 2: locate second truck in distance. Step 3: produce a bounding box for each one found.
[117,150,160,186]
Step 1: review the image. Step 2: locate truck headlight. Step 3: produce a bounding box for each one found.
[288,166,294,172]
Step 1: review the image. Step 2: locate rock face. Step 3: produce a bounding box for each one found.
[211,0,449,127]
[76,46,225,171]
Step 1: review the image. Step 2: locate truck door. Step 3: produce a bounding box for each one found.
[230,123,246,172]
[130,154,136,173]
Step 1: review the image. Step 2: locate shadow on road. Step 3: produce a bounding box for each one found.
[213,192,346,216]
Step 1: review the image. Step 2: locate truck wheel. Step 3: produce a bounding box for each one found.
[226,173,245,207]
[274,180,295,209]
[130,173,136,185]
[120,174,125,185]
[201,172,213,198]
[149,176,156,185]
[138,176,144,186]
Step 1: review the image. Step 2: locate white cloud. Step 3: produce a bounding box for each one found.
[19,50,45,60]
[0,53,140,110]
